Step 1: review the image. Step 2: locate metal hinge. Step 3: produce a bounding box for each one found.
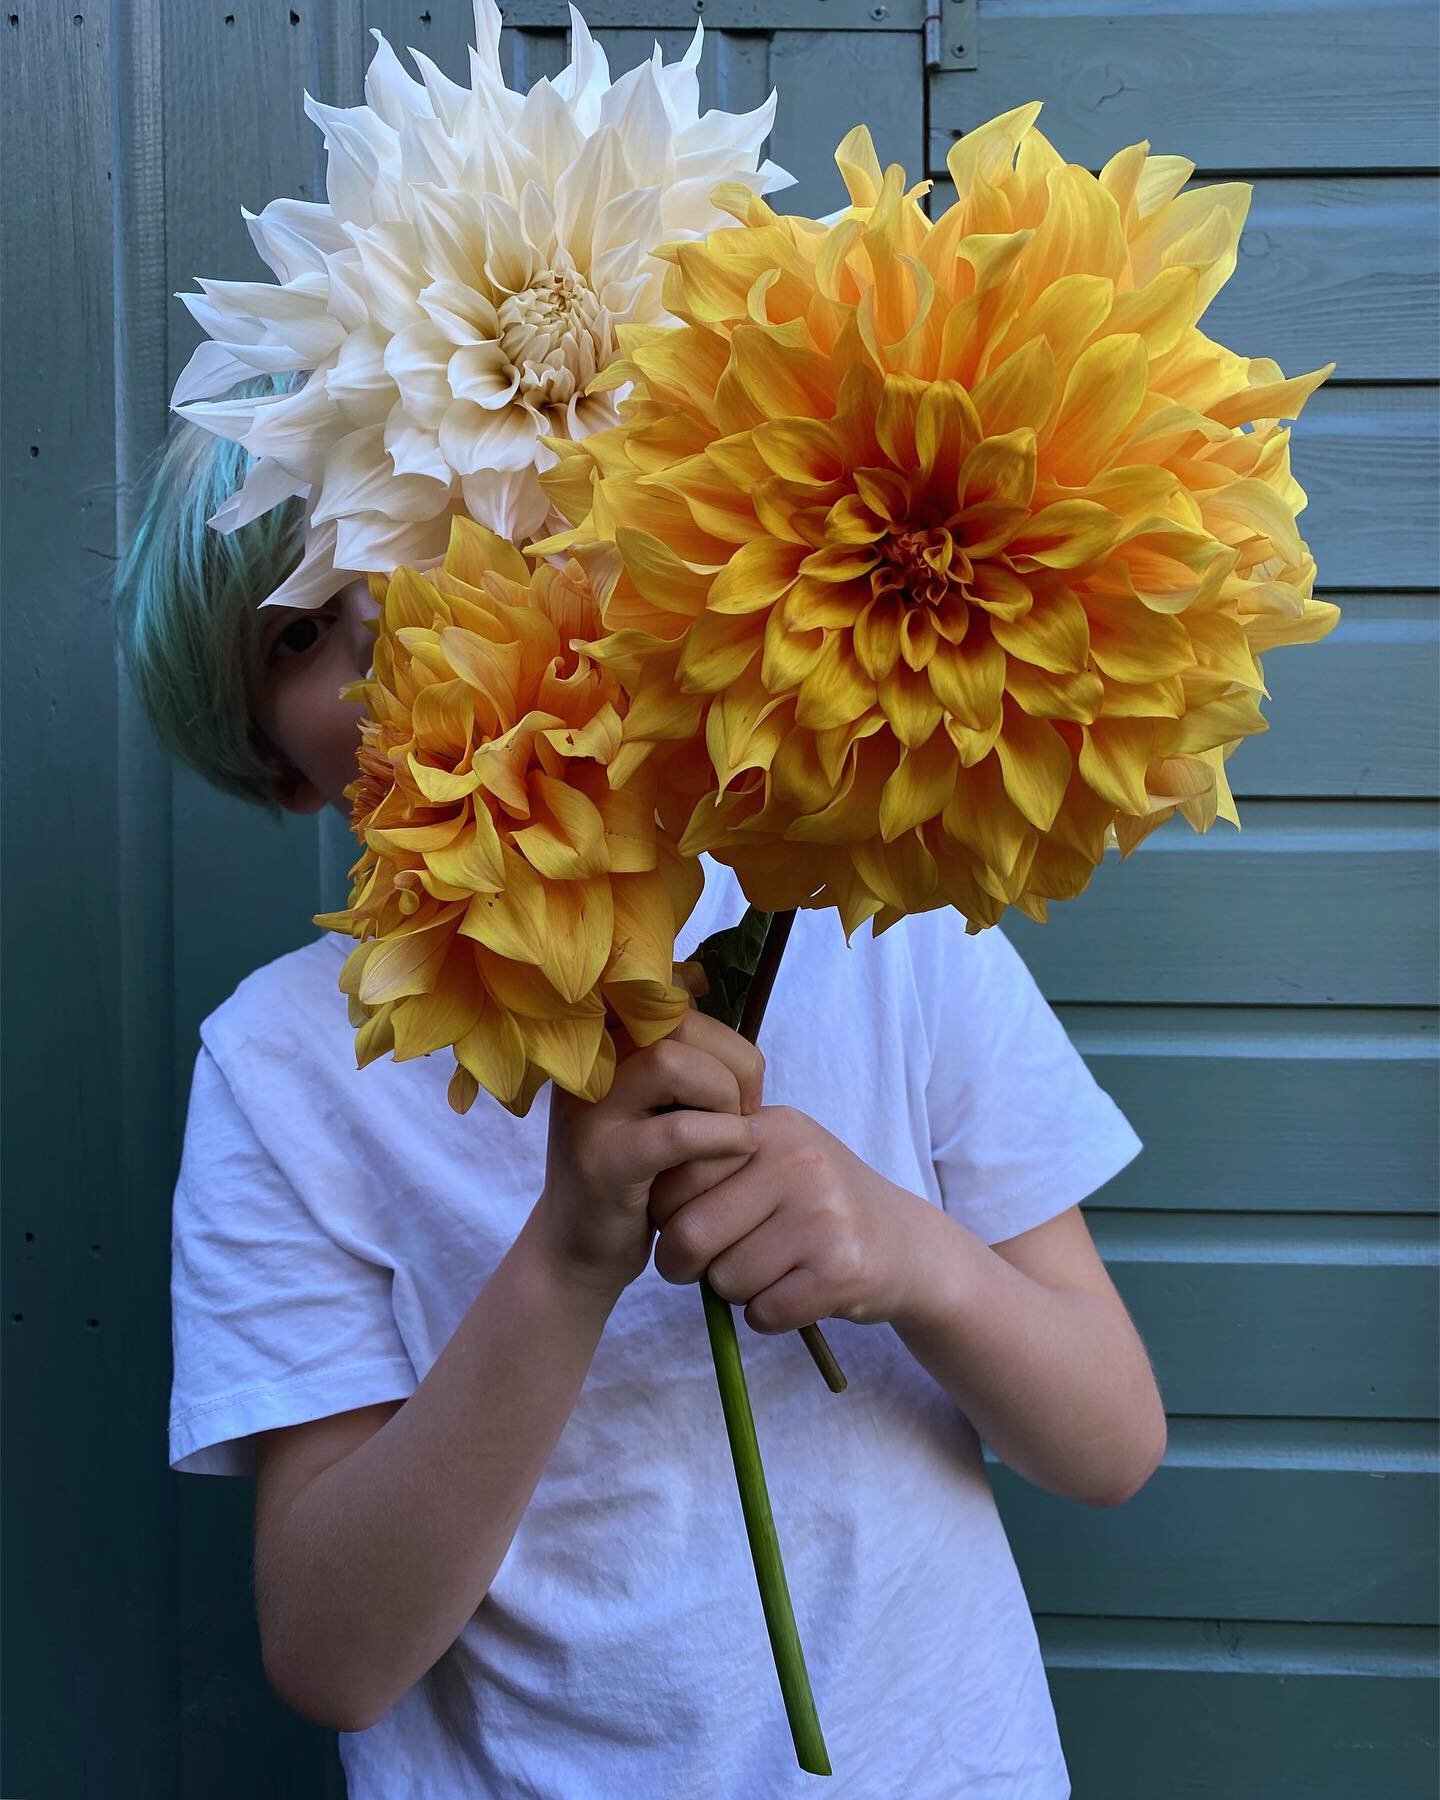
[925,0,977,72]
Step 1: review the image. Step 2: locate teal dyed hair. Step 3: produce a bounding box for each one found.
[112,372,306,812]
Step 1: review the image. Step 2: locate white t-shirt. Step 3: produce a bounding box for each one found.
[169,854,1142,1799]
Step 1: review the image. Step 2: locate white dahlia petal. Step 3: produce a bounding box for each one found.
[417,279,495,345]
[172,340,259,408]
[208,457,306,534]
[312,424,450,527]
[649,23,703,126]
[460,467,551,542]
[449,341,520,409]
[172,1,793,597]
[439,398,537,475]
[326,325,397,427]
[384,406,452,484]
[242,201,346,285]
[258,516,344,612]
[336,506,452,574]
[384,322,455,429]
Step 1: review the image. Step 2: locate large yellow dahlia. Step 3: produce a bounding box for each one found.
[317,517,701,1114]
[540,106,1340,938]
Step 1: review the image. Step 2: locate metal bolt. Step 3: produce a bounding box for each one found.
[870,3,887,16]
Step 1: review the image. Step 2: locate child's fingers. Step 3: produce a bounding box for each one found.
[607,1033,743,1122]
[648,1148,753,1225]
[667,1011,766,1115]
[625,1110,757,1188]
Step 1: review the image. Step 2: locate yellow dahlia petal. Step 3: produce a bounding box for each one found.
[993,698,1072,831]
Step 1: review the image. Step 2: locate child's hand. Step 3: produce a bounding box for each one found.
[532,1011,766,1298]
[648,1106,928,1333]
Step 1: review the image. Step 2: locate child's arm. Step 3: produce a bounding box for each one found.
[253,1012,765,1734]
[648,1104,1167,1509]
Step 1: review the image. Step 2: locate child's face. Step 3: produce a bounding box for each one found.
[253,579,379,816]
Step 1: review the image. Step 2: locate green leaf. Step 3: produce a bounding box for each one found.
[690,905,773,1032]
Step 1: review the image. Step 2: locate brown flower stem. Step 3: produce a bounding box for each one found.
[700,1272,832,1777]
[738,909,848,1396]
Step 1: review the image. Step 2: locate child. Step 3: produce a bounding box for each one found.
[116,386,1166,1799]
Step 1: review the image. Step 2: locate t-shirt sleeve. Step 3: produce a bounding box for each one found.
[917,913,1143,1245]
[168,1044,417,1477]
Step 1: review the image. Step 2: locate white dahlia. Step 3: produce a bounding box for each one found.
[171,0,793,608]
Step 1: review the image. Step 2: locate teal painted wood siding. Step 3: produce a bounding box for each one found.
[2,2,1435,1795]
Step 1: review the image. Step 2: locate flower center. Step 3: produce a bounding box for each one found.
[874,523,972,609]
[498,271,612,407]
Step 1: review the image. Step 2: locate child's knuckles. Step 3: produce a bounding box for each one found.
[819,1233,865,1292]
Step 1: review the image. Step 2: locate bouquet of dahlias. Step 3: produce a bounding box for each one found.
[175,7,1338,1772]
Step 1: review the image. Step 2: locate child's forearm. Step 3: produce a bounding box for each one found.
[889,1199,1167,1507]
[257,1200,622,1732]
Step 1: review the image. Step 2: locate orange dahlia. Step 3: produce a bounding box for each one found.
[317,516,701,1115]
[538,105,1340,938]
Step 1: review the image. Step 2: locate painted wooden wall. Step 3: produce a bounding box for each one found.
[3,1,1435,1794]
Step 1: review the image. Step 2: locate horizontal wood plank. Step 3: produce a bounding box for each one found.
[1089,1214,1439,1418]
[506,0,922,26]
[1232,598,1438,800]
[1006,801,1439,1008]
[1063,1007,1440,1213]
[1040,1620,1437,1800]
[924,176,1439,383]
[992,1425,1438,1622]
[928,2,1440,175]
[1291,389,1437,591]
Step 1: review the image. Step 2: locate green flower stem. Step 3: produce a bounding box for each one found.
[699,1273,832,1778]
[736,910,847,1396]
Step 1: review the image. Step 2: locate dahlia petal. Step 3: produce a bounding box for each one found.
[357,916,458,1003]
[752,419,845,485]
[709,539,803,614]
[993,698,1072,832]
[392,955,485,1061]
[329,325,399,427]
[1085,594,1196,683]
[794,635,878,733]
[384,407,452,483]
[455,1001,529,1107]
[1042,334,1151,487]
[459,847,549,963]
[929,628,1005,727]
[171,339,263,408]
[853,598,901,682]
[960,428,1037,510]
[879,730,957,841]
[408,755,482,803]
[760,605,824,691]
[675,609,762,692]
[970,336,1058,442]
[1080,717,1156,814]
[1164,689,1267,757]
[1005,661,1104,724]
[877,661,944,748]
[207,456,305,533]
[540,876,615,1003]
[942,753,1032,878]
[916,380,982,490]
[439,399,538,475]
[379,322,453,430]
[613,529,713,615]
[730,323,832,420]
[257,516,347,612]
[1007,500,1122,571]
[426,811,507,892]
[513,773,608,879]
[989,581,1089,673]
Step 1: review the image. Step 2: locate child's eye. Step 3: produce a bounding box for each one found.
[269,613,334,662]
